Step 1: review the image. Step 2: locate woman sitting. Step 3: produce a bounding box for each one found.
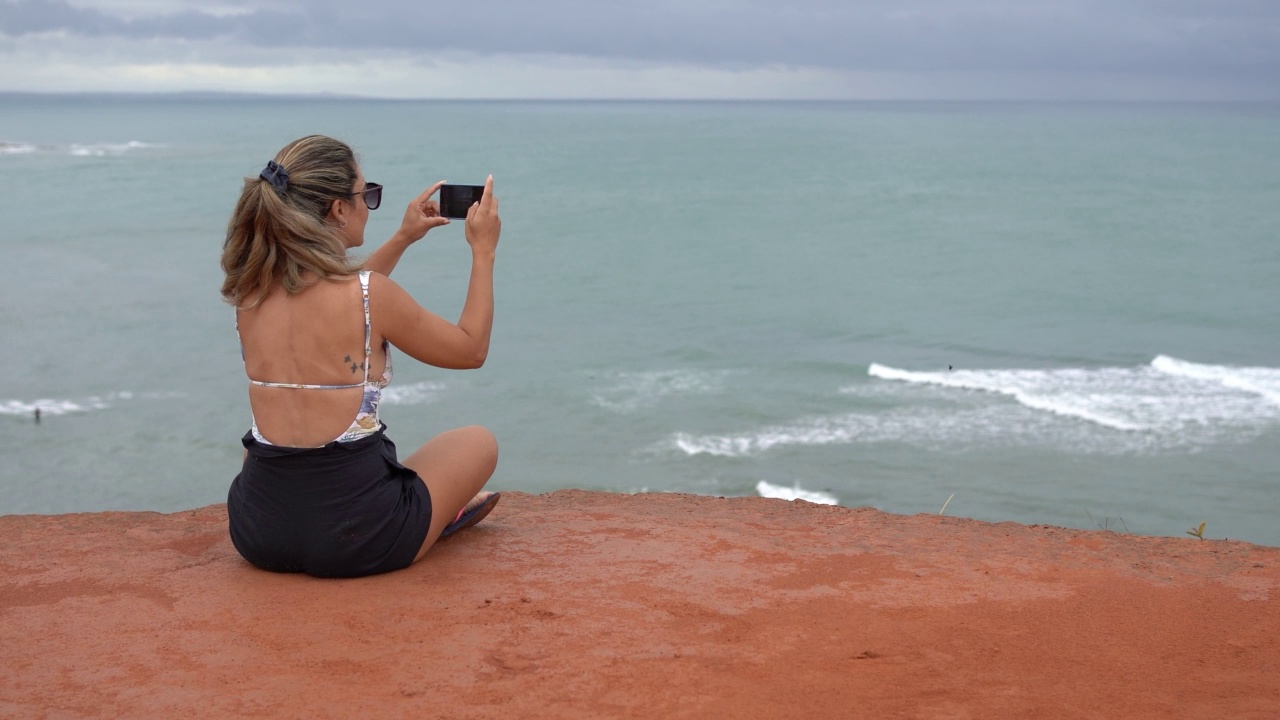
[222,135,500,578]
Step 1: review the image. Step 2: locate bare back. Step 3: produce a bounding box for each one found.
[237,275,390,447]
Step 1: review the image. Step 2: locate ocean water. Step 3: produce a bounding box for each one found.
[2,95,1278,545]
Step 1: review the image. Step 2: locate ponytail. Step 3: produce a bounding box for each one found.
[220,135,364,309]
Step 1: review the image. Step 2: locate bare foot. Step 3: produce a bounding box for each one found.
[460,492,495,515]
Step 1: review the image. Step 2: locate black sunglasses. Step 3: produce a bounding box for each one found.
[347,182,382,210]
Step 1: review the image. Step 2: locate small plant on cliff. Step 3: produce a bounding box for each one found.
[1186,521,1207,540]
[1085,510,1130,533]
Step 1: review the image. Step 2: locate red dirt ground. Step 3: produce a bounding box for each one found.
[1,490,1277,719]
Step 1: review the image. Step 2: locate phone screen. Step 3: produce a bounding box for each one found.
[439,184,485,219]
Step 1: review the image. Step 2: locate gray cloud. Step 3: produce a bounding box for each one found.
[0,0,239,39]
[2,0,1278,80]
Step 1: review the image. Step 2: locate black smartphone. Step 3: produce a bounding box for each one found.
[439,184,485,219]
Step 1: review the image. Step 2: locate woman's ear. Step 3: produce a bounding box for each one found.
[327,198,347,226]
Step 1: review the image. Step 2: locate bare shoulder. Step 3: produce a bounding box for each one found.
[367,270,414,308]
[367,270,423,333]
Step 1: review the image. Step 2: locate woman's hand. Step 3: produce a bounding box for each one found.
[465,175,500,257]
[375,175,498,370]
[397,181,451,243]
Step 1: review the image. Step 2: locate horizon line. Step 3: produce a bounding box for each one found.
[2,90,1277,105]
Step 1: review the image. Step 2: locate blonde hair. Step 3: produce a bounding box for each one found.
[220,135,364,308]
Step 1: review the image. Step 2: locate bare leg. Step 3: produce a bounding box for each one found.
[401,425,499,563]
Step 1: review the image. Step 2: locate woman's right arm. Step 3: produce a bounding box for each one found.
[373,176,501,369]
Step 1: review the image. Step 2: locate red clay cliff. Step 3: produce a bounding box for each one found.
[1,490,1277,719]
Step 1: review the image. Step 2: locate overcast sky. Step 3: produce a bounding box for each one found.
[1,0,1277,99]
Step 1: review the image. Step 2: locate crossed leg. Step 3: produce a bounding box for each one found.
[401,425,499,563]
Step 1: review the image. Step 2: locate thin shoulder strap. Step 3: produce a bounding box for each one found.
[360,271,372,384]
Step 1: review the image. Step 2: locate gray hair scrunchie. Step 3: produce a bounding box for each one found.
[259,160,290,193]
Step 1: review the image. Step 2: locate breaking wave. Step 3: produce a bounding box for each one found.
[1151,355,1280,406]
[671,356,1280,458]
[866,356,1279,433]
[755,480,839,505]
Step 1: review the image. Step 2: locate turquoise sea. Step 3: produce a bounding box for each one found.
[2,95,1278,545]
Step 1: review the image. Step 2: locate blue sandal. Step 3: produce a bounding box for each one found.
[441,492,500,539]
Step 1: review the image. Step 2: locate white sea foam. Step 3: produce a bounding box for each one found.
[1,393,120,416]
[866,358,1280,434]
[591,369,733,412]
[755,480,839,505]
[868,363,1143,430]
[380,381,447,406]
[1151,355,1280,406]
[68,140,159,157]
[674,408,1029,457]
[673,356,1280,458]
[0,142,37,155]
[0,389,189,418]
[0,140,161,157]
[674,415,868,457]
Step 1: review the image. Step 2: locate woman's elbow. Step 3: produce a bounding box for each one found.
[465,345,489,369]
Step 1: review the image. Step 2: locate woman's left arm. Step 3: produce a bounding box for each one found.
[365,182,449,277]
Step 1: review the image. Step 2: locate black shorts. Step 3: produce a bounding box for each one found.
[227,426,433,578]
